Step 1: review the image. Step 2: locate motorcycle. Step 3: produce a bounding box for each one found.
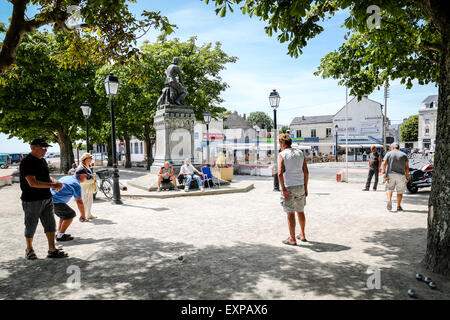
[407,163,433,194]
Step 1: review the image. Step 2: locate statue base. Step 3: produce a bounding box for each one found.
[150,104,199,174]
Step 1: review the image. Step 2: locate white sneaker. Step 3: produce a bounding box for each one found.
[157,188,161,192]
[184,187,189,192]
[200,186,204,192]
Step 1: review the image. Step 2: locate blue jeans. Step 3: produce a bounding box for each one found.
[185,174,202,188]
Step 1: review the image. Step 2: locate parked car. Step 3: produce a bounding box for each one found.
[8,153,24,164]
[0,154,10,169]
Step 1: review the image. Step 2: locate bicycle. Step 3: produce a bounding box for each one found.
[94,169,114,199]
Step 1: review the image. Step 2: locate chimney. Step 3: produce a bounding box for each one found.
[302,115,305,120]
[243,113,246,120]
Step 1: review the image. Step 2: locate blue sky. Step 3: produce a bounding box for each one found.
[0,0,438,153]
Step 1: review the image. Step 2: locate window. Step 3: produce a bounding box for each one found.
[424,116,430,123]
[140,142,144,154]
[135,142,139,154]
[311,129,316,138]
[425,127,430,135]
[296,130,302,138]
[326,128,332,137]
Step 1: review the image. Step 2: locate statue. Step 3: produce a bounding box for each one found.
[157,57,188,108]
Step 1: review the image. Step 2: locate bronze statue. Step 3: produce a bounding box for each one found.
[157,57,188,107]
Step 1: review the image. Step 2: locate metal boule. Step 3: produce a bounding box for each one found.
[407,289,416,298]
[415,273,423,281]
[428,282,437,289]
[424,277,432,283]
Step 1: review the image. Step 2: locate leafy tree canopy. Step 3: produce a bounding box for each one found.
[247,111,274,130]
[400,115,419,142]
[0,0,176,72]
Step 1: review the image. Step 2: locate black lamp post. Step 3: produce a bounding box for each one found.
[203,111,212,166]
[269,89,280,191]
[80,101,92,153]
[104,73,122,205]
[335,124,339,162]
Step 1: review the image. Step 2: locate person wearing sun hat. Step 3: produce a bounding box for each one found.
[78,152,97,220]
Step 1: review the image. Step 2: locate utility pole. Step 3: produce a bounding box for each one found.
[383,82,390,154]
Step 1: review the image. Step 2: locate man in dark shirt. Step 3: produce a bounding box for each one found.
[20,138,68,260]
[363,146,381,191]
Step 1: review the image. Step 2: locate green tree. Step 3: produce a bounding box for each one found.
[280,125,289,134]
[205,0,450,275]
[0,0,175,73]
[0,31,104,173]
[400,115,419,142]
[247,111,274,130]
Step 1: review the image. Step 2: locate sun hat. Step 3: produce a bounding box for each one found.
[80,153,93,162]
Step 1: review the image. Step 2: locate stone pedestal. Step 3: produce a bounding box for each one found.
[150,104,198,174]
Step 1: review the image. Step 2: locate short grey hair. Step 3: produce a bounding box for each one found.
[164,161,170,166]
[391,143,400,149]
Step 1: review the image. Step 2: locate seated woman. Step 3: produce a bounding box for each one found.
[157,161,178,192]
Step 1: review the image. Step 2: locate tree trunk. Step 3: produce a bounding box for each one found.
[56,127,74,174]
[124,133,132,168]
[144,130,154,171]
[424,15,450,276]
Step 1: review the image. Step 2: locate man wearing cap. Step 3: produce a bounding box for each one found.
[382,143,410,211]
[51,168,90,241]
[20,138,68,260]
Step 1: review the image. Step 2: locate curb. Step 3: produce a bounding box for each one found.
[121,183,255,199]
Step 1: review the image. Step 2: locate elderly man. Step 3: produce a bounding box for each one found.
[278,134,309,246]
[363,146,382,191]
[157,161,179,192]
[20,138,67,260]
[382,143,410,211]
[51,168,90,241]
[179,159,204,192]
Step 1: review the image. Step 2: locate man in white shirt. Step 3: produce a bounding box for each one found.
[179,159,204,192]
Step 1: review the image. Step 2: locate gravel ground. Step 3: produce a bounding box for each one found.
[0,175,448,300]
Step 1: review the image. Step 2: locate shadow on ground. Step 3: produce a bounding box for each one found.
[2,231,448,300]
[362,228,449,300]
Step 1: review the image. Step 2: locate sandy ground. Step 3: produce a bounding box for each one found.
[0,175,448,300]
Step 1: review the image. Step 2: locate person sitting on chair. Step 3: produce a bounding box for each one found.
[157,161,178,192]
[179,159,204,192]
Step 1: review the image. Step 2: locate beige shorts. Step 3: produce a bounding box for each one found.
[281,185,306,213]
[385,173,407,194]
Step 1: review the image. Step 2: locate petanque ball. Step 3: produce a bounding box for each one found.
[415,273,423,281]
[428,282,437,289]
[407,289,416,298]
[424,277,432,283]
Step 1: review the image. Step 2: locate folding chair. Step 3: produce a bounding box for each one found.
[202,166,219,189]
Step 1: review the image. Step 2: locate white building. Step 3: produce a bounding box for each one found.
[418,95,438,151]
[289,115,334,155]
[332,95,384,156]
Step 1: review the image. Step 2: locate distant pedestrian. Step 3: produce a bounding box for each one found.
[68,163,77,175]
[78,153,97,220]
[362,150,367,161]
[382,143,410,211]
[51,168,90,241]
[20,138,68,260]
[363,146,381,191]
[278,134,309,246]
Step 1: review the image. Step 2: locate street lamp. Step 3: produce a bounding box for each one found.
[203,111,212,166]
[254,125,260,163]
[80,100,92,153]
[335,124,339,162]
[269,89,280,191]
[104,73,122,205]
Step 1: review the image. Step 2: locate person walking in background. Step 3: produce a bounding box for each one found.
[20,138,68,260]
[78,153,97,220]
[278,134,309,246]
[52,168,90,241]
[363,146,382,191]
[382,143,410,212]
